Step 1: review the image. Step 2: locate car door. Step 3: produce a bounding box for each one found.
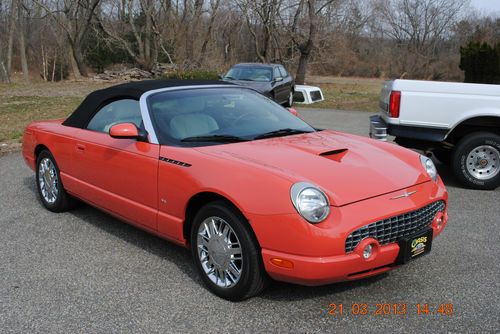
[69,99,160,231]
[272,67,287,103]
[279,66,293,95]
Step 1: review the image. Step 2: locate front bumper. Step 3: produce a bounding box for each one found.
[247,179,448,286]
[369,115,389,141]
[261,243,400,285]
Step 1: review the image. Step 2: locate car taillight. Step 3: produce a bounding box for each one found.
[389,91,401,118]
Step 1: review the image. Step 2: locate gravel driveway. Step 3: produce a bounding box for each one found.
[0,108,498,333]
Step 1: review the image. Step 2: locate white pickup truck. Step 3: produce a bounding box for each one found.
[370,79,500,190]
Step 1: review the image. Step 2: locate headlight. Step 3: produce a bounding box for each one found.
[290,182,330,223]
[420,155,438,182]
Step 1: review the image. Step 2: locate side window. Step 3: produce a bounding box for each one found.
[273,67,282,79]
[279,66,288,78]
[87,99,142,133]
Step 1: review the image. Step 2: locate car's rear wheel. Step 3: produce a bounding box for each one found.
[190,201,268,301]
[452,132,500,190]
[36,150,75,212]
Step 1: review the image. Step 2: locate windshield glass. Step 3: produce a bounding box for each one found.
[224,67,272,82]
[148,87,315,146]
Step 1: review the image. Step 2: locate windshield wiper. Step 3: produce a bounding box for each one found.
[181,135,250,143]
[223,76,236,80]
[253,128,313,140]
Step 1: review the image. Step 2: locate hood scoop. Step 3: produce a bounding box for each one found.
[319,148,348,162]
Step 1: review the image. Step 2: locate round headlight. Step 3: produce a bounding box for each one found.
[420,155,438,182]
[291,182,330,223]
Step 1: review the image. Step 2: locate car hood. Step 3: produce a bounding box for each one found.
[226,80,270,93]
[196,130,430,206]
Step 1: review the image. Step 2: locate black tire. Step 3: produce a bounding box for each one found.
[433,148,452,165]
[284,90,293,107]
[451,132,500,190]
[190,201,268,301]
[36,150,76,212]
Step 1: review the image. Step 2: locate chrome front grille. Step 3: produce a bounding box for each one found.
[345,200,446,253]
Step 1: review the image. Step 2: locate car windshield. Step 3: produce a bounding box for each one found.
[224,67,272,82]
[148,87,315,146]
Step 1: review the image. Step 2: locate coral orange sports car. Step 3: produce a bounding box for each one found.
[22,80,449,301]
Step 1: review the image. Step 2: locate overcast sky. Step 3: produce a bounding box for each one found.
[470,0,500,15]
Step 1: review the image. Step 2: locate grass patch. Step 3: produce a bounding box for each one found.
[307,76,383,112]
[0,80,110,143]
[0,96,82,142]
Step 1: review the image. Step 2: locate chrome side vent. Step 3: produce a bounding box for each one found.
[159,157,192,167]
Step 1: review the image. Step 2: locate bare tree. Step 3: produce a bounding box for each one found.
[17,0,28,82]
[281,0,336,84]
[374,0,469,76]
[34,0,101,78]
[237,0,283,63]
[0,37,9,82]
[98,0,164,71]
[6,0,15,77]
[198,0,221,64]
[0,0,478,83]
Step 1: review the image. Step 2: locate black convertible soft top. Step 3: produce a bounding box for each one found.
[63,79,232,128]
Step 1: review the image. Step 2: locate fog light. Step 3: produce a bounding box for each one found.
[363,244,373,259]
[436,217,443,228]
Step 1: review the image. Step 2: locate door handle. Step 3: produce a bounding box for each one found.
[76,143,86,151]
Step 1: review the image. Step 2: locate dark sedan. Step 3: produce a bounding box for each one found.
[222,63,295,107]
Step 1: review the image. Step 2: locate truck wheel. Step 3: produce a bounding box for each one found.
[452,132,500,190]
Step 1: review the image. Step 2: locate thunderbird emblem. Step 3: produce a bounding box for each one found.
[390,191,417,200]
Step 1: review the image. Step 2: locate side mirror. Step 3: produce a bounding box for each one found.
[287,107,299,116]
[109,123,148,141]
[218,73,224,80]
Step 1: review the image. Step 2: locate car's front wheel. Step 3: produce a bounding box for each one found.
[36,150,75,212]
[190,201,268,301]
[452,132,500,190]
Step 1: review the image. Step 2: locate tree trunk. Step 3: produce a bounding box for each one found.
[198,0,221,64]
[0,62,9,83]
[72,44,88,77]
[295,52,309,85]
[68,47,81,80]
[17,0,29,83]
[294,0,317,85]
[144,1,152,70]
[0,21,9,82]
[6,0,16,76]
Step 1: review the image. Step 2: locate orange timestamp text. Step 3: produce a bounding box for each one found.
[326,303,453,316]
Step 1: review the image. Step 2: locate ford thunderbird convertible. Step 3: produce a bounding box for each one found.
[22,80,449,301]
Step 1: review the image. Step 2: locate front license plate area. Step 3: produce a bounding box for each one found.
[396,228,433,264]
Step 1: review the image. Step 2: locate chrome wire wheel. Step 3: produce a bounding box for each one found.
[466,145,500,180]
[197,216,243,288]
[38,157,59,204]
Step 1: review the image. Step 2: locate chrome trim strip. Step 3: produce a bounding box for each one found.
[139,84,242,145]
